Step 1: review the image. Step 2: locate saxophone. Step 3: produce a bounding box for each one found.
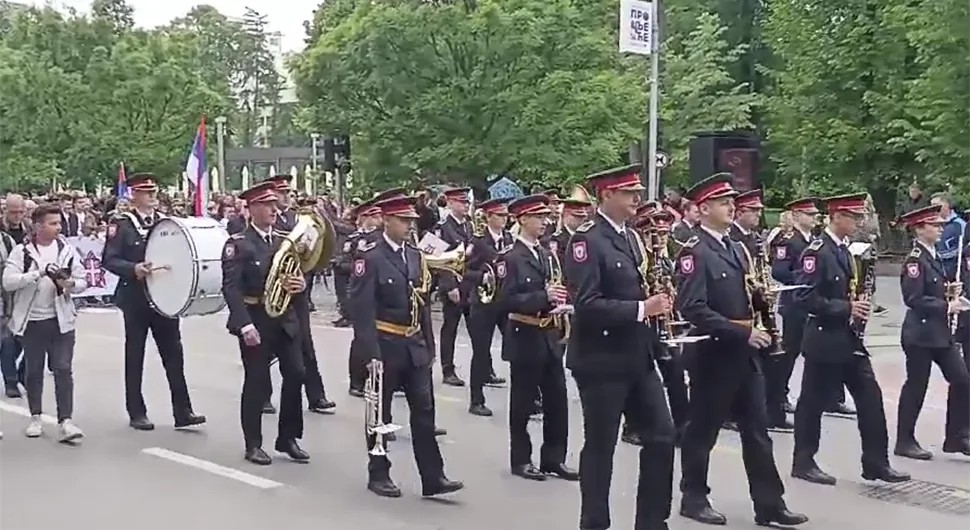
[849,249,877,340]
[547,250,571,344]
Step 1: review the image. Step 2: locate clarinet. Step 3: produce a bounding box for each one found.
[850,254,877,339]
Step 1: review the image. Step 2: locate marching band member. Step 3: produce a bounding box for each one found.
[496,194,578,481]
[564,164,675,530]
[344,196,386,397]
[791,193,909,485]
[465,197,513,417]
[102,173,205,432]
[349,193,463,498]
[675,173,806,527]
[548,194,592,264]
[435,187,474,387]
[894,204,970,459]
[960,238,970,370]
[221,181,309,465]
[727,189,762,257]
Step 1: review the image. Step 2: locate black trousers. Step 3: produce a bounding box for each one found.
[509,354,567,468]
[680,356,784,508]
[348,335,368,391]
[657,351,689,429]
[269,297,327,404]
[897,344,970,443]
[793,356,889,470]
[240,330,305,449]
[439,300,471,374]
[122,303,192,420]
[576,369,674,530]
[367,362,444,486]
[468,303,504,405]
[781,312,847,410]
[333,270,350,320]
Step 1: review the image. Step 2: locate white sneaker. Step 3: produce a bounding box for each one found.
[59,419,83,443]
[24,417,43,438]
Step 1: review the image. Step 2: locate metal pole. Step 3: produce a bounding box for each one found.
[215,116,227,191]
[335,166,343,207]
[646,0,661,201]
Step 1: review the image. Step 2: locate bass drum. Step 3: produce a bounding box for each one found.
[144,217,229,318]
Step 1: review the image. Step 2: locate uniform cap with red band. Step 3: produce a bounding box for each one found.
[442,187,471,203]
[785,197,820,214]
[509,194,553,217]
[542,189,562,204]
[635,201,661,220]
[478,197,511,215]
[683,172,738,205]
[560,199,591,217]
[376,195,420,218]
[585,163,645,193]
[240,182,278,205]
[127,173,159,193]
[264,174,293,192]
[823,192,868,215]
[650,211,674,231]
[735,189,764,210]
[354,187,407,218]
[896,204,946,228]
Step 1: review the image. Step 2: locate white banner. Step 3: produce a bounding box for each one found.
[619,0,654,55]
[67,236,119,298]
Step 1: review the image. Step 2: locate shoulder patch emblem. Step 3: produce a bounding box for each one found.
[909,246,922,259]
[106,223,118,239]
[802,255,817,274]
[775,246,787,260]
[682,235,699,248]
[353,259,366,277]
[223,242,235,259]
[571,241,588,263]
[906,262,920,278]
[575,220,594,233]
[496,261,506,278]
[679,255,695,274]
[807,238,823,251]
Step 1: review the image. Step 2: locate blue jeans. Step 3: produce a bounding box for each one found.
[1,334,23,386]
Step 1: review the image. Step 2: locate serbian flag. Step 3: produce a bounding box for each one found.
[184,116,207,217]
[116,162,130,199]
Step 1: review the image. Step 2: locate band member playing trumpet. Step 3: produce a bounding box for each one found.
[103,173,205,432]
[495,194,578,482]
[791,193,908,486]
[435,187,474,387]
[466,197,513,417]
[894,204,970,459]
[349,193,463,499]
[221,182,309,466]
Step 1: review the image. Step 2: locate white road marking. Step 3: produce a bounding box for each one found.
[141,447,284,489]
[0,400,59,424]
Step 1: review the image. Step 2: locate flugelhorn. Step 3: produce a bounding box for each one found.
[364,360,400,456]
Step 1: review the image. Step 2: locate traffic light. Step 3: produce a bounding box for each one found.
[333,135,351,160]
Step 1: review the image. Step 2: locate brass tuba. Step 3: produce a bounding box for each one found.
[263,210,336,318]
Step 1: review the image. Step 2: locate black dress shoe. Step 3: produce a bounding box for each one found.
[274,439,310,462]
[309,399,336,413]
[755,507,809,527]
[468,403,493,417]
[942,438,970,456]
[622,431,644,446]
[768,419,795,433]
[245,447,272,465]
[540,462,580,481]
[722,421,739,432]
[511,464,547,481]
[824,402,856,417]
[262,402,277,414]
[129,417,155,431]
[422,476,464,496]
[862,464,910,483]
[174,413,206,429]
[332,318,352,328]
[368,477,402,498]
[484,374,506,387]
[894,441,933,460]
[434,427,447,436]
[679,501,727,525]
[442,373,465,387]
[348,387,364,398]
[4,384,21,398]
[791,463,836,485]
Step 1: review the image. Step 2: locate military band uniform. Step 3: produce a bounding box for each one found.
[791,211,908,484]
[895,231,970,458]
[103,209,202,430]
[348,216,461,498]
[226,215,247,235]
[331,220,359,325]
[565,209,675,529]
[960,241,970,372]
[769,227,813,424]
[465,224,513,414]
[435,213,473,385]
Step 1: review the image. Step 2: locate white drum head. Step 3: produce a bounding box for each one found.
[144,217,227,317]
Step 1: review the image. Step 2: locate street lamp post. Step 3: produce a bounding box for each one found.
[309,132,320,196]
[215,116,227,191]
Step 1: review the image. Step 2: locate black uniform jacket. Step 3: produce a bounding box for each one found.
[562,214,654,379]
[435,214,472,301]
[464,229,513,305]
[220,224,299,339]
[549,228,573,270]
[276,208,298,231]
[226,216,247,235]
[674,230,758,358]
[728,222,760,259]
[496,240,561,364]
[900,244,953,349]
[958,243,970,345]
[347,236,435,368]
[770,229,812,313]
[103,211,162,310]
[792,234,867,362]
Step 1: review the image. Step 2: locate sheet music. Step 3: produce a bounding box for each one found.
[416,232,450,255]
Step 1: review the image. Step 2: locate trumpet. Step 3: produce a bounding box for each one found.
[364,360,400,456]
[634,226,692,345]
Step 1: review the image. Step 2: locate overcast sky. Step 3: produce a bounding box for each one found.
[24,0,318,51]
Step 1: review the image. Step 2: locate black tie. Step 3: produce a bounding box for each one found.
[399,247,407,266]
[722,235,732,249]
[264,234,272,246]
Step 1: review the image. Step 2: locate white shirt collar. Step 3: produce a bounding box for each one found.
[133,207,154,220]
[917,240,937,259]
[701,224,730,246]
[383,233,403,253]
[825,228,848,247]
[797,227,812,241]
[449,212,466,224]
[732,221,751,236]
[596,209,626,235]
[251,223,272,239]
[487,227,504,242]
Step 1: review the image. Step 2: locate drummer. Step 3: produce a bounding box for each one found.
[102,173,206,432]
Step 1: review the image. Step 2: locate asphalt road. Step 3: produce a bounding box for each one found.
[1,277,968,530]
